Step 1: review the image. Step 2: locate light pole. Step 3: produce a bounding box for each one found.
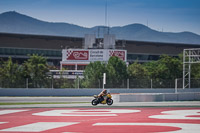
[103,73,106,89]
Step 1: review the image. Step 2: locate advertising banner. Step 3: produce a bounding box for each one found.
[63,50,89,61]
[89,50,105,61]
[109,50,126,61]
[62,49,126,62]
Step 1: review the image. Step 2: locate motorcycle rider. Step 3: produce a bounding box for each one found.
[98,89,108,103]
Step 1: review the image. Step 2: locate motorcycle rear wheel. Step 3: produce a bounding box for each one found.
[107,98,113,105]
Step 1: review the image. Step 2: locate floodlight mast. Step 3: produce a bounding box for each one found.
[105,0,108,27]
[183,48,200,89]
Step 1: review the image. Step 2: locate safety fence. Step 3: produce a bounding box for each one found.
[0,78,200,89]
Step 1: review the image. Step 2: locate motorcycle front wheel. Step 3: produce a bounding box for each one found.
[91,99,98,106]
[107,98,113,105]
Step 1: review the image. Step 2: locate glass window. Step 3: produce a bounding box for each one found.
[0,48,4,54]
[62,65,75,70]
[5,48,11,55]
[77,65,87,70]
[128,53,161,62]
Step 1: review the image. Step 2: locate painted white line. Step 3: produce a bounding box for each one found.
[0,122,79,132]
[93,123,200,133]
[62,132,82,133]
[0,110,29,115]
[149,110,200,120]
[0,122,7,124]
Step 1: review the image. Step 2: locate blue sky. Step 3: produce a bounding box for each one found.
[0,0,200,35]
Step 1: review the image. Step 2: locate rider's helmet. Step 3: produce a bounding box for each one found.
[103,89,107,94]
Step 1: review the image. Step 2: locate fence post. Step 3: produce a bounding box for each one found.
[127,79,129,89]
[51,75,54,89]
[99,79,101,89]
[77,76,79,89]
[26,78,28,89]
[175,78,178,93]
[151,79,153,89]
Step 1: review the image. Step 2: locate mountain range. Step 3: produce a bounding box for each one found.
[1,11,200,45]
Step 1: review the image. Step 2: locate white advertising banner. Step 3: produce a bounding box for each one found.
[89,50,105,61]
[62,49,126,62]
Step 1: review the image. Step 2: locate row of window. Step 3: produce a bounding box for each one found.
[62,65,87,70]
[127,54,160,61]
[0,48,61,57]
[0,48,163,62]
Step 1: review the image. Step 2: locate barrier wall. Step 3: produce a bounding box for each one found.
[112,92,200,102]
[0,88,200,96]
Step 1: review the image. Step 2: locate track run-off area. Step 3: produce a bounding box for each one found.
[0,107,200,133]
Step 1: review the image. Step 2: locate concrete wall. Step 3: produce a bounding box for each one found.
[0,88,102,96]
[112,92,200,102]
[0,88,200,97]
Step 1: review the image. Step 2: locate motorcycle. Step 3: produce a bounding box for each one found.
[91,93,113,106]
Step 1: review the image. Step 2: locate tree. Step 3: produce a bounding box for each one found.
[127,61,149,88]
[145,55,182,80]
[144,55,182,88]
[157,55,182,79]
[82,57,128,88]
[82,61,106,88]
[144,61,160,79]
[128,61,148,79]
[0,57,24,88]
[191,64,200,78]
[23,54,49,88]
[106,56,128,88]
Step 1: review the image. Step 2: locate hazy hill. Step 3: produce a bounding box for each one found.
[1,11,200,44]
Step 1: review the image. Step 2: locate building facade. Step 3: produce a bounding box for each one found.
[1,32,200,67]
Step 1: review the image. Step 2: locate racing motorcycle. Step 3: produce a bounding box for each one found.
[91,93,113,106]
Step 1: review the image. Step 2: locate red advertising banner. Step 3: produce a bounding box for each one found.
[66,50,89,60]
[109,50,125,60]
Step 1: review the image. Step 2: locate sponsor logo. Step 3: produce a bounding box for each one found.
[67,51,89,60]
[109,50,125,60]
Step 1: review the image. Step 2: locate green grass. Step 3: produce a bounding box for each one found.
[0,102,89,105]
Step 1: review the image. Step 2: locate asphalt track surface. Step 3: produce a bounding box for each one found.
[0,107,200,133]
[0,97,200,108]
[0,97,91,103]
[0,97,200,133]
